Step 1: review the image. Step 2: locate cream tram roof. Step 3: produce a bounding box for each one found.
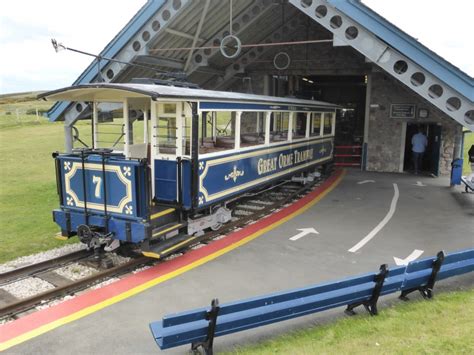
[39,83,339,110]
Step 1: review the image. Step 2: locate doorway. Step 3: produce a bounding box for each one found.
[403,123,442,176]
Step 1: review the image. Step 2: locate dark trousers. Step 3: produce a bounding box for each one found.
[412,152,424,173]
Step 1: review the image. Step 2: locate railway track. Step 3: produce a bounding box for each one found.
[0,172,328,321]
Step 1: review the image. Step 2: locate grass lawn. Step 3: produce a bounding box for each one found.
[0,95,79,263]
[227,287,474,354]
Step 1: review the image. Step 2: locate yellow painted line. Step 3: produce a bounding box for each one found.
[54,235,69,241]
[160,237,197,255]
[152,223,182,238]
[142,251,161,259]
[0,171,345,352]
[151,208,175,220]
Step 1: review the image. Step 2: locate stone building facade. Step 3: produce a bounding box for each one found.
[222,18,462,176]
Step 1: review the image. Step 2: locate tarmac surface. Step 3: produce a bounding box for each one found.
[3,170,474,354]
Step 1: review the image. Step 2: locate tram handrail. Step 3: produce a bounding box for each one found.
[149,248,474,352]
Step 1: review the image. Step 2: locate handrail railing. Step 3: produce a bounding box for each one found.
[149,248,474,353]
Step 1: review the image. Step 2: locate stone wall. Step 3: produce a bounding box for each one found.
[367,71,460,175]
[221,20,461,176]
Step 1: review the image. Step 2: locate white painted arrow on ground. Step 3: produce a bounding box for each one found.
[289,228,319,241]
[357,180,375,185]
[414,181,426,187]
[393,249,424,265]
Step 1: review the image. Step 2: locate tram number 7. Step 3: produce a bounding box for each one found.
[92,176,102,198]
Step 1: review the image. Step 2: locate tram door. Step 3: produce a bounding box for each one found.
[153,102,184,202]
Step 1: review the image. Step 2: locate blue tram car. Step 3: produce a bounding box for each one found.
[39,83,337,258]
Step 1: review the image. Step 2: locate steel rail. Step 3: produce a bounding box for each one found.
[0,256,149,318]
[0,249,93,285]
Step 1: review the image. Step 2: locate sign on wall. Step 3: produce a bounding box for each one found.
[390,104,416,119]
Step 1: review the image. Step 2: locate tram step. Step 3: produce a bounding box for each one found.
[149,206,179,227]
[142,233,197,260]
[151,221,187,240]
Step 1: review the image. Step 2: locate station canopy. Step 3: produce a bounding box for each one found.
[48,0,473,131]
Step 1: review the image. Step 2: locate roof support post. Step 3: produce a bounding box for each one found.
[184,0,211,72]
[123,99,130,158]
[64,124,73,154]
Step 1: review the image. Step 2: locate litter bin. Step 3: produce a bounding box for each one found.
[450,158,463,185]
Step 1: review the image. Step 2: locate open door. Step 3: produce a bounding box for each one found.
[153,102,183,202]
[426,124,442,176]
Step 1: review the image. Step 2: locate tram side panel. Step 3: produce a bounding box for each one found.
[197,137,333,209]
[53,154,149,243]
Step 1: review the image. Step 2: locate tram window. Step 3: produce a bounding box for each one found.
[199,111,236,154]
[292,112,307,139]
[183,103,192,156]
[310,112,322,137]
[95,102,125,151]
[128,109,149,159]
[270,112,289,143]
[156,103,177,155]
[241,112,265,147]
[323,112,334,136]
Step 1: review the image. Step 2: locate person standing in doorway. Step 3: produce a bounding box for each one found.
[467,144,474,183]
[411,126,428,174]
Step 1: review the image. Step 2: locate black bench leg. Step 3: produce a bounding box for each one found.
[191,298,220,355]
[345,264,388,316]
[399,251,445,301]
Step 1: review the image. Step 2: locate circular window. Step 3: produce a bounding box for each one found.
[410,72,425,86]
[274,32,281,40]
[152,20,161,32]
[204,48,212,55]
[393,60,408,74]
[315,5,327,18]
[249,51,257,59]
[75,103,83,112]
[446,97,461,111]
[242,14,250,23]
[213,38,220,47]
[241,57,248,65]
[330,15,342,29]
[301,0,312,8]
[142,31,150,42]
[233,22,240,32]
[222,31,230,38]
[162,10,170,21]
[428,84,443,98]
[464,110,474,125]
[274,52,291,70]
[172,0,181,10]
[345,26,358,40]
[233,64,240,71]
[106,69,114,79]
[132,41,141,52]
[194,54,203,63]
[257,46,264,53]
[252,6,260,15]
[220,35,242,59]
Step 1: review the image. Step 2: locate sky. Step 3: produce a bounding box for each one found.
[0,0,473,94]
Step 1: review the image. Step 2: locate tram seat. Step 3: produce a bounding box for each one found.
[129,143,148,159]
[241,133,264,144]
[216,136,235,148]
[270,131,288,142]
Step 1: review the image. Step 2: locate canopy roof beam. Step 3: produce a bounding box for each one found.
[289,0,473,130]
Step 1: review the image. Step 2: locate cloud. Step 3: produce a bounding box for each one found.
[0,0,146,93]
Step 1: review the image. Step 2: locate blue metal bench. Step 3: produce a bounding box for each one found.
[149,248,474,353]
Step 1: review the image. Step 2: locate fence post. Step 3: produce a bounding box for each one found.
[345,264,389,316]
[191,298,220,355]
[400,251,445,300]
